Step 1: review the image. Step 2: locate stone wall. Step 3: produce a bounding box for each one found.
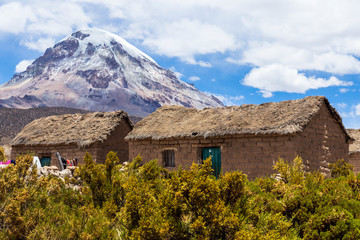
[128,103,350,179]
[349,152,360,174]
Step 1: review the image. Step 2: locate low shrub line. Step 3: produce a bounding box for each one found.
[0,151,359,239]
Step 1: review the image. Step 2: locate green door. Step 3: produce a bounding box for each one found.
[40,157,51,167]
[202,147,221,178]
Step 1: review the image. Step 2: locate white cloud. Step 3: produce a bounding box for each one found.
[340,104,360,123]
[0,1,91,52]
[198,61,212,68]
[101,0,360,74]
[189,76,200,81]
[339,88,349,93]
[243,64,352,97]
[337,102,348,109]
[0,2,32,34]
[15,59,34,73]
[206,92,244,106]
[23,37,56,52]
[230,42,360,75]
[34,2,89,34]
[183,57,212,67]
[169,67,183,80]
[355,104,360,116]
[141,19,237,65]
[258,90,273,98]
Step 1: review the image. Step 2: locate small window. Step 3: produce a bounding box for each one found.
[163,150,175,167]
[40,156,51,167]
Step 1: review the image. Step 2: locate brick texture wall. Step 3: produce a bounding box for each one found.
[128,103,349,179]
[11,144,94,169]
[349,152,360,174]
[128,135,298,179]
[94,120,132,163]
[296,103,349,175]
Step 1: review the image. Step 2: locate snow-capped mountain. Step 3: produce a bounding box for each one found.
[0,28,223,116]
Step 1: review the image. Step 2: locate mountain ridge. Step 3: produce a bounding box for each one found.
[0,28,223,116]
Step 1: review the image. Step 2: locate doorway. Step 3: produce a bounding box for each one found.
[202,147,221,178]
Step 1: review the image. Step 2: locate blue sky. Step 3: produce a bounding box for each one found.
[1,0,360,128]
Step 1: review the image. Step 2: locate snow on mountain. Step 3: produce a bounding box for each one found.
[0,28,223,116]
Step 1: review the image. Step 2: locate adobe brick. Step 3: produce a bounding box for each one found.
[257,142,269,147]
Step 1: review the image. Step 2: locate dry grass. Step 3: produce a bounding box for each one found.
[12,111,133,148]
[0,107,92,145]
[126,96,348,141]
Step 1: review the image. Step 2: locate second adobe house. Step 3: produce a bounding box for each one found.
[11,111,133,168]
[126,96,352,179]
[347,129,360,174]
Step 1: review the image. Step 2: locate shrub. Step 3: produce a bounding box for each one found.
[2,154,360,239]
[329,159,353,178]
[0,146,6,163]
[273,156,305,185]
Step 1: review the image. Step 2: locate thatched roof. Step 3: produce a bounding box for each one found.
[12,111,133,148]
[126,96,350,141]
[347,129,360,153]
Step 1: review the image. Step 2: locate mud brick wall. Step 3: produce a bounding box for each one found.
[128,103,349,179]
[128,135,299,179]
[349,152,360,174]
[92,120,132,163]
[11,144,94,169]
[221,135,299,179]
[296,103,349,175]
[11,119,132,167]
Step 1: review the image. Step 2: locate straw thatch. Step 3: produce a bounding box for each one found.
[126,96,350,141]
[12,111,133,148]
[347,129,360,153]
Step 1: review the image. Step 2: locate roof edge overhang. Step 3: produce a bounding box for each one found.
[125,131,299,142]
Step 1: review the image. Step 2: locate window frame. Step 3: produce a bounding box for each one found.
[163,149,175,167]
[40,156,52,167]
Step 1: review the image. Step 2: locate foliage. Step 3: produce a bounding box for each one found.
[273,156,305,185]
[329,158,353,178]
[0,146,6,162]
[1,154,360,239]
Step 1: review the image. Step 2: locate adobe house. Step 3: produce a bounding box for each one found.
[11,111,133,168]
[125,96,352,179]
[347,129,360,174]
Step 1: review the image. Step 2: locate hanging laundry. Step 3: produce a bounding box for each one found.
[33,156,41,168]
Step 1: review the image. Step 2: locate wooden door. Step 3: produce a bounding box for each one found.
[202,147,221,178]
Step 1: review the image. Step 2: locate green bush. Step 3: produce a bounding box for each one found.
[1,154,360,239]
[0,146,6,163]
[329,159,354,178]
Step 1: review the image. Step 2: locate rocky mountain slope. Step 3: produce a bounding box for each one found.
[0,28,223,116]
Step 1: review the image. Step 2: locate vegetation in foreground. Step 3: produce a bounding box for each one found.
[0,148,360,239]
